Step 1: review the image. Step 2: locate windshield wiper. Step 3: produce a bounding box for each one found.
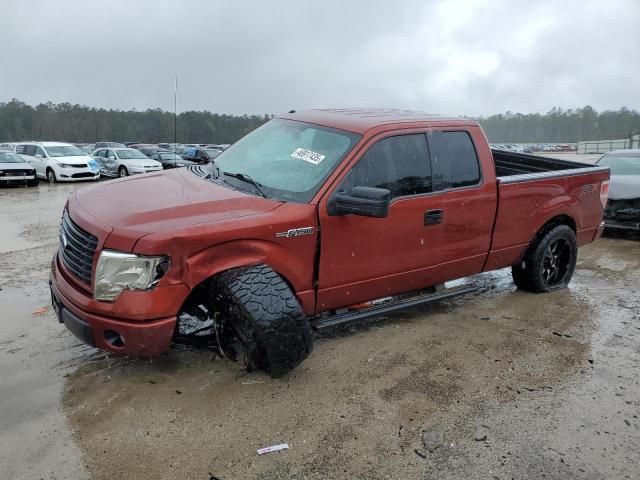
[222,171,267,198]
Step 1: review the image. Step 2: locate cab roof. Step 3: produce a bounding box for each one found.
[278,108,477,134]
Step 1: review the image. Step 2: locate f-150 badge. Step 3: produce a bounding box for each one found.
[276,227,315,238]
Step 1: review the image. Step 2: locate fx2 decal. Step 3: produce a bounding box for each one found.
[276,226,315,238]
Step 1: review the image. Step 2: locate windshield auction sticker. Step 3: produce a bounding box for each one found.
[291,148,326,165]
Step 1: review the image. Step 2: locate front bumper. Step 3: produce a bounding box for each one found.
[51,254,180,356]
[0,174,36,185]
[130,167,163,174]
[54,167,100,182]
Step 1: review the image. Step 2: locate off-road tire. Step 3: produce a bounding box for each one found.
[213,264,313,377]
[511,224,577,293]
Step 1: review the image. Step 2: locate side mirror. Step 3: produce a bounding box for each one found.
[108,156,115,160]
[331,186,391,218]
[35,154,43,159]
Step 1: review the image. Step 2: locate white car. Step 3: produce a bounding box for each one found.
[15,142,100,183]
[0,150,38,187]
[92,147,163,177]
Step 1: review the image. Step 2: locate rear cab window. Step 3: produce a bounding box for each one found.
[428,131,481,190]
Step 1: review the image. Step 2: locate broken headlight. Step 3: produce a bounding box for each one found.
[94,250,169,302]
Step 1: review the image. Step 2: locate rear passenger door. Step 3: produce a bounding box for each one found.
[425,129,496,277]
[17,145,41,176]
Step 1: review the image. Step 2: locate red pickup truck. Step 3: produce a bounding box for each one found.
[50,109,610,376]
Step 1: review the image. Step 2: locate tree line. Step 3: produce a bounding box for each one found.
[1,99,639,144]
[478,106,640,143]
[0,99,271,144]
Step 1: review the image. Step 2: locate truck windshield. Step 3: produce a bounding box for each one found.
[212,119,361,202]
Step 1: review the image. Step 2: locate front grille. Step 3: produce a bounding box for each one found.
[70,163,88,168]
[71,172,96,178]
[60,211,98,284]
[0,169,34,176]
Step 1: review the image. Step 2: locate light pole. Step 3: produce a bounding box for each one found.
[174,75,178,147]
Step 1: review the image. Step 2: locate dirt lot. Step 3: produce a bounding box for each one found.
[1,180,638,480]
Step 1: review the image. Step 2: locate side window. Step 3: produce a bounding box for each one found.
[95,149,105,157]
[23,145,36,156]
[35,146,46,157]
[106,150,115,159]
[428,131,480,190]
[345,134,432,199]
[15,144,26,154]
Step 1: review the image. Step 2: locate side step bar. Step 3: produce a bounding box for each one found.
[312,284,478,330]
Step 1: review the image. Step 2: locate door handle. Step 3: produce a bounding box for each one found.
[424,209,444,226]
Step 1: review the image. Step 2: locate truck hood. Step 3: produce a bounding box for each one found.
[609,175,640,200]
[72,168,282,237]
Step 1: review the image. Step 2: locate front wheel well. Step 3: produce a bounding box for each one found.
[177,263,301,319]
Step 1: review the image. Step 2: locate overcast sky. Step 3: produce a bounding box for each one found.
[1,0,638,117]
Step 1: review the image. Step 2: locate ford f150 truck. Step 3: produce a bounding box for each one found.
[50,109,610,376]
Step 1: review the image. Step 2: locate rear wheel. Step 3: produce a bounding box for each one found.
[118,166,128,177]
[46,168,56,184]
[511,224,577,292]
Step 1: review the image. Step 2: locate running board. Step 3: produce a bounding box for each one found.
[312,284,478,330]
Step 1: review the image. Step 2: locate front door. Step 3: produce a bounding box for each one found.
[316,128,497,312]
[317,132,447,311]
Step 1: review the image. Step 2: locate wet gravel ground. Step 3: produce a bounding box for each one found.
[0,180,638,480]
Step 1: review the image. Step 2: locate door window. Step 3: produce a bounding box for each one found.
[343,134,432,199]
[23,145,36,156]
[106,150,116,159]
[428,131,480,190]
[35,146,46,157]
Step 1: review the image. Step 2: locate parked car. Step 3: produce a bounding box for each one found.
[51,109,609,377]
[596,150,640,232]
[0,143,16,151]
[94,142,126,149]
[92,147,163,177]
[74,144,94,155]
[149,152,196,169]
[182,147,221,164]
[15,142,100,183]
[0,151,37,187]
[134,144,169,157]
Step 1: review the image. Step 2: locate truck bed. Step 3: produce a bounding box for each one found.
[485,148,610,273]
[492,149,601,180]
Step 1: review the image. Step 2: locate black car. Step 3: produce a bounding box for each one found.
[149,152,197,169]
[182,147,221,164]
[597,150,640,232]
